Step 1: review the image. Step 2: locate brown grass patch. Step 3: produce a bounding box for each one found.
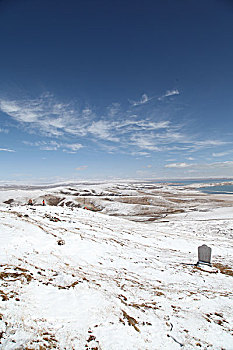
[213,263,233,277]
[0,265,33,283]
[154,290,164,296]
[122,310,140,332]
[192,266,218,274]
[129,301,159,311]
[0,290,9,301]
[0,265,32,301]
[204,312,230,330]
[24,332,58,349]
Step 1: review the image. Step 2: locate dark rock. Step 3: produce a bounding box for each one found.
[57,239,65,245]
[3,199,14,204]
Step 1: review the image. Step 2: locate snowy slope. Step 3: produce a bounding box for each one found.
[0,186,233,349]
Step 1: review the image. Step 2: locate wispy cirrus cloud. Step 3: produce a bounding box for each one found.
[87,120,120,142]
[23,140,83,153]
[106,103,121,117]
[193,140,227,147]
[116,120,170,132]
[129,93,154,106]
[212,150,233,157]
[165,160,233,170]
[0,92,230,160]
[0,128,9,133]
[165,162,191,168]
[129,93,148,106]
[164,89,180,97]
[0,148,15,152]
[0,93,172,142]
[131,151,151,157]
[63,143,83,153]
[128,128,226,153]
[158,89,180,101]
[130,133,162,151]
[0,94,89,137]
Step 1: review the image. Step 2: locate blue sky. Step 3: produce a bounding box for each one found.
[0,0,233,183]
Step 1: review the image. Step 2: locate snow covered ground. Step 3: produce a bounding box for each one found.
[0,182,233,349]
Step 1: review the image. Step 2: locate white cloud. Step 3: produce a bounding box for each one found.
[63,143,83,153]
[129,128,229,155]
[0,100,41,123]
[0,95,91,138]
[164,89,180,97]
[158,89,180,100]
[165,162,192,168]
[0,148,15,152]
[185,140,230,153]
[212,151,232,157]
[130,134,161,151]
[94,142,119,154]
[23,140,83,153]
[207,161,233,168]
[0,128,9,133]
[165,160,233,171]
[23,140,60,151]
[107,103,121,117]
[88,120,119,142]
[131,151,151,157]
[41,145,59,151]
[1,92,230,160]
[129,93,154,106]
[193,140,228,147]
[155,131,184,143]
[64,143,83,151]
[113,120,170,134]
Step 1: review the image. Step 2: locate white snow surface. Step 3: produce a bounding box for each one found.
[0,183,233,349]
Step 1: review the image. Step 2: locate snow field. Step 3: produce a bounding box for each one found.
[0,186,233,349]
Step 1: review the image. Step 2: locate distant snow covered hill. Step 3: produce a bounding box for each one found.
[0,184,233,349]
[1,181,233,222]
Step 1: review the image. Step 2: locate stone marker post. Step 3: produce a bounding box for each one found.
[198,244,212,266]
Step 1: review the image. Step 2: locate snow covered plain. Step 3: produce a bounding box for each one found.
[0,182,233,349]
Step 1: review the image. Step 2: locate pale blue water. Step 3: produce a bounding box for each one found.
[167,178,233,186]
[150,178,233,194]
[200,184,233,194]
[152,178,233,186]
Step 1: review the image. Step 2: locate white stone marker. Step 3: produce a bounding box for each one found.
[198,244,212,266]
